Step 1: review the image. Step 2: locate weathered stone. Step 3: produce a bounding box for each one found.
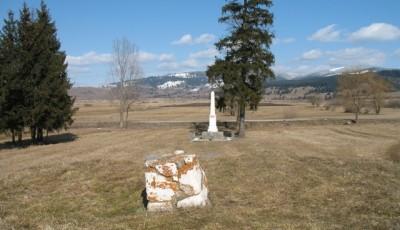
[144,151,209,212]
[147,202,174,212]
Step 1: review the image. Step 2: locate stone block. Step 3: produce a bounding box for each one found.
[144,151,209,211]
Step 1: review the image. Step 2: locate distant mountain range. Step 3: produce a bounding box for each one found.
[269,68,400,93]
[70,68,400,100]
[137,67,400,92]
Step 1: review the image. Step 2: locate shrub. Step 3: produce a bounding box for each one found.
[385,100,400,109]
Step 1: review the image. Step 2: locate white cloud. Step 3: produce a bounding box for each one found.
[172,33,216,45]
[309,24,341,42]
[274,37,296,44]
[327,47,385,66]
[158,62,180,71]
[138,52,176,62]
[349,23,400,41]
[137,51,158,62]
[301,49,323,60]
[66,51,112,66]
[67,66,91,75]
[275,47,387,78]
[182,58,200,68]
[159,53,175,62]
[194,33,216,44]
[158,58,205,72]
[272,64,331,79]
[172,34,193,45]
[189,48,219,59]
[66,51,166,65]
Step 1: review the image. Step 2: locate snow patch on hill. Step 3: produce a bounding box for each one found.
[190,87,200,92]
[329,67,344,72]
[157,80,185,89]
[167,72,196,78]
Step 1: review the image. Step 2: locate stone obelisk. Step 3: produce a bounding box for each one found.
[207,91,218,132]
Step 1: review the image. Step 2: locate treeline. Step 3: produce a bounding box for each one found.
[0,2,76,144]
[268,70,400,94]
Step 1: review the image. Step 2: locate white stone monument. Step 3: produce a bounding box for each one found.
[207,91,218,133]
[198,91,225,140]
[144,150,210,212]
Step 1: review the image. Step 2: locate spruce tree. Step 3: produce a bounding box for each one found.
[17,3,37,143]
[207,0,275,137]
[0,2,75,144]
[29,1,75,142]
[0,11,24,143]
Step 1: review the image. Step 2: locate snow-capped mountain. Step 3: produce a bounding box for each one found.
[136,71,208,90]
[84,68,399,99]
[295,67,385,79]
[139,68,400,91]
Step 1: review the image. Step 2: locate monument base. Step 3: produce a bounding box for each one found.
[192,131,232,142]
[202,131,224,140]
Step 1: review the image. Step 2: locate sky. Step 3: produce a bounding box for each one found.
[1,0,400,86]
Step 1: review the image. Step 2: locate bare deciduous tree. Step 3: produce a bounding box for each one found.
[308,94,322,107]
[366,73,392,114]
[111,38,142,128]
[338,73,371,122]
[337,71,392,122]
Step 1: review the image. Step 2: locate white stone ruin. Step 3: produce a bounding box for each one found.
[144,150,210,212]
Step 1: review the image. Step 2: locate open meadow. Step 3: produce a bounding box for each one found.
[0,100,400,229]
[72,99,400,126]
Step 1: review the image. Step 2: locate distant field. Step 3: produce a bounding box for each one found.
[72,99,400,126]
[0,123,400,229]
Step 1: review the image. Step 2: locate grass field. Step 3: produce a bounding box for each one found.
[1,100,400,229]
[72,99,400,125]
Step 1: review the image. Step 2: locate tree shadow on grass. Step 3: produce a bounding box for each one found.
[0,133,78,150]
[141,188,148,209]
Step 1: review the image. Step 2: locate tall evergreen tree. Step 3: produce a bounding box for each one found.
[0,10,24,143]
[207,0,275,137]
[28,1,75,142]
[0,2,75,144]
[17,3,38,143]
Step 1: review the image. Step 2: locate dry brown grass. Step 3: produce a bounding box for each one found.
[1,122,400,229]
[387,141,400,162]
[72,99,400,126]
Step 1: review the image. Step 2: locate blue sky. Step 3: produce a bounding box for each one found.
[1,0,400,86]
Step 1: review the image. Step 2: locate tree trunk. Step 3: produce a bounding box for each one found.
[124,106,130,128]
[31,126,36,143]
[238,103,246,137]
[11,129,15,144]
[37,128,43,143]
[374,99,381,114]
[355,107,359,123]
[236,105,240,133]
[119,103,124,129]
[17,131,22,144]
